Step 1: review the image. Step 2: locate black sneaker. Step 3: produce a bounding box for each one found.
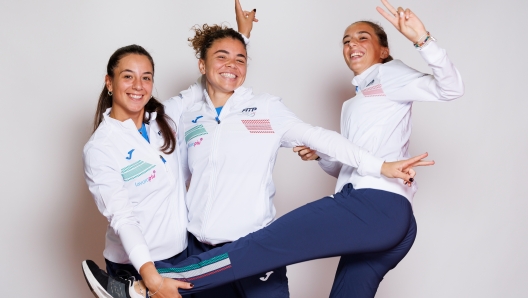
[82,260,143,298]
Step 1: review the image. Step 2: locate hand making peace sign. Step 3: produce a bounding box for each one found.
[376,0,428,44]
[235,0,258,38]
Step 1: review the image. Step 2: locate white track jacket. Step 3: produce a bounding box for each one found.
[178,87,385,245]
[83,109,188,271]
[318,41,464,203]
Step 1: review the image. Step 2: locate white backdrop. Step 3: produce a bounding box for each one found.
[1,0,527,297]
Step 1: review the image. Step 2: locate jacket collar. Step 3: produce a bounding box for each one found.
[202,85,253,112]
[102,107,157,130]
[351,63,381,90]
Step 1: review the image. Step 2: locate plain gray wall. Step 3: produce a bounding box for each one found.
[1,0,527,297]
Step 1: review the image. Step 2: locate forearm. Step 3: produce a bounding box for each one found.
[284,123,383,178]
[118,224,152,272]
[317,153,343,178]
[418,41,464,100]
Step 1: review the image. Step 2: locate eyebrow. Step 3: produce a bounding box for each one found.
[119,69,153,75]
[343,31,372,41]
[213,49,247,59]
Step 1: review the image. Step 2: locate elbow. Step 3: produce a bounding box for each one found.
[440,82,465,101]
[110,214,139,235]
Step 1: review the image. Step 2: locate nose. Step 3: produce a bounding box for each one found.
[132,78,143,90]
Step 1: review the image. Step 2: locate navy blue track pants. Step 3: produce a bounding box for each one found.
[186,232,289,298]
[157,184,417,298]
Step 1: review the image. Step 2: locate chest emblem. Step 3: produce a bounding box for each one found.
[362,84,385,97]
[191,116,203,123]
[185,124,208,143]
[121,160,156,182]
[241,107,257,117]
[241,119,274,134]
[125,149,135,160]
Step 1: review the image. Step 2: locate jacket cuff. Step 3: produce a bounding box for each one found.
[129,244,152,272]
[418,41,444,63]
[356,153,384,178]
[240,33,250,45]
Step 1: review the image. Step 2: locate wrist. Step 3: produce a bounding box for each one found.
[139,262,163,289]
[240,31,250,38]
[413,31,435,49]
[380,162,388,177]
[413,31,428,44]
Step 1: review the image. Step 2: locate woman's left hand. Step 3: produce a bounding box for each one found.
[235,0,258,38]
[376,0,427,44]
[293,146,319,161]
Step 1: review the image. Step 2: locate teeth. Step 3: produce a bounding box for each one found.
[351,52,364,58]
[130,94,142,99]
[221,73,236,79]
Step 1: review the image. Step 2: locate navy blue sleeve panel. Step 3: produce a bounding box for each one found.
[156,185,417,296]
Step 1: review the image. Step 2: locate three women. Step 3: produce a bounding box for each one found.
[82,0,461,297]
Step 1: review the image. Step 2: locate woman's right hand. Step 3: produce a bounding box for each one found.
[381,152,434,185]
[376,0,428,44]
[235,0,258,38]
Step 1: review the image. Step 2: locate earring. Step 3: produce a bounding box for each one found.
[108,91,113,96]
[150,95,153,99]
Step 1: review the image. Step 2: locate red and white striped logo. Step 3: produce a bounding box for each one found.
[241,119,274,134]
[362,84,385,97]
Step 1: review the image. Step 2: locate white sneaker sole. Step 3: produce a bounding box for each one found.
[82,261,113,298]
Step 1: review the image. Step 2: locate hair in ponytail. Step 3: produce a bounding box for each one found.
[93,44,176,154]
[352,21,394,63]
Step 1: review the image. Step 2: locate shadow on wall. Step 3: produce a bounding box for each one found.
[59,118,108,297]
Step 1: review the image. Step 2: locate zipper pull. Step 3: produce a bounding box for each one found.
[215,116,221,124]
[159,155,166,164]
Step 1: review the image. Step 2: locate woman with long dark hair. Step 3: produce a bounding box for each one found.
[81,45,197,298]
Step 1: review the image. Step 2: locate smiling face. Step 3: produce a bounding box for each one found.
[342,22,389,76]
[199,37,247,99]
[106,54,153,125]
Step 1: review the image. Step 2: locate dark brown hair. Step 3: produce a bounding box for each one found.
[93,44,176,154]
[188,24,246,59]
[352,21,394,63]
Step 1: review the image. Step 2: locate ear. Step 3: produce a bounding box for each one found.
[104,75,113,92]
[381,47,390,59]
[198,59,206,74]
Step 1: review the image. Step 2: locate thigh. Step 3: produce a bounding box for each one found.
[158,187,412,294]
[330,215,417,298]
[185,233,244,298]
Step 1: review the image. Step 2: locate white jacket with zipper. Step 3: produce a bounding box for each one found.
[318,41,465,203]
[83,109,188,271]
[177,86,384,245]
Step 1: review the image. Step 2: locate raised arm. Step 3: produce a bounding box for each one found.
[376,0,426,45]
[235,0,258,38]
[377,0,464,102]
